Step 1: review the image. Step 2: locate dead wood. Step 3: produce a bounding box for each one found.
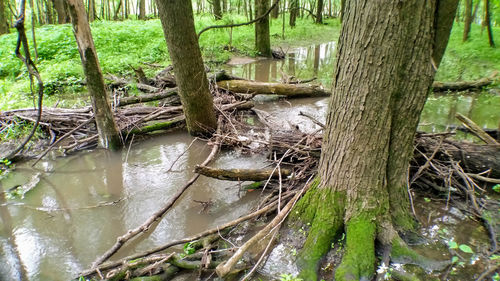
[432,72,497,92]
[456,113,500,146]
[195,165,291,181]
[117,88,178,106]
[217,80,330,97]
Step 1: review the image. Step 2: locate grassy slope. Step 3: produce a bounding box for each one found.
[0,14,498,110]
[0,14,339,110]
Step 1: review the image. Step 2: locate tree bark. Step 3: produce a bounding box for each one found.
[156,0,217,135]
[290,0,458,280]
[463,0,472,41]
[289,0,298,27]
[213,0,222,20]
[195,165,291,181]
[254,0,271,57]
[87,0,95,21]
[0,0,7,35]
[138,0,146,19]
[484,0,495,47]
[315,0,323,23]
[66,0,123,150]
[52,0,68,23]
[217,80,330,97]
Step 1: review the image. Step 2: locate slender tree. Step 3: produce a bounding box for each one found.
[213,0,222,20]
[0,0,9,34]
[66,0,123,150]
[156,0,217,135]
[484,0,495,47]
[52,0,69,23]
[289,0,298,27]
[255,0,271,56]
[138,0,146,19]
[315,0,323,23]
[290,0,459,280]
[463,0,472,41]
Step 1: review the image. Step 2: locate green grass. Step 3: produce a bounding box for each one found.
[0,14,498,110]
[436,23,500,81]
[0,14,339,110]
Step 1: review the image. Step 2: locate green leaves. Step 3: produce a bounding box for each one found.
[183,242,196,255]
[492,184,500,193]
[448,240,474,254]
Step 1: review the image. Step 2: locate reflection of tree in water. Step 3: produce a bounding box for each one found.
[0,182,28,281]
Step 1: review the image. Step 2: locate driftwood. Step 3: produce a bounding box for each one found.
[432,72,497,92]
[195,165,291,181]
[217,80,331,97]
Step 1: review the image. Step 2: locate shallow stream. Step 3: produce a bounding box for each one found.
[1,42,499,280]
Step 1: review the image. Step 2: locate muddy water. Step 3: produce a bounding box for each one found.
[1,42,499,281]
[0,133,267,280]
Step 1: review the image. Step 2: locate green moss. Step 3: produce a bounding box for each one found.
[335,216,376,281]
[290,179,346,280]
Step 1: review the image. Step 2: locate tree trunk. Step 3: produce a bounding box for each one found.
[484,0,495,47]
[138,0,146,19]
[315,0,323,23]
[271,0,278,18]
[255,0,271,57]
[289,0,298,27]
[156,0,217,135]
[66,0,123,150]
[52,0,68,23]
[0,0,9,34]
[463,0,472,41]
[213,0,222,20]
[290,0,458,280]
[87,0,95,21]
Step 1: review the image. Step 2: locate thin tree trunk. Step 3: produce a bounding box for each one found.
[248,0,253,20]
[0,0,9,34]
[87,0,95,21]
[484,0,495,47]
[156,0,217,135]
[66,0,123,150]
[271,0,278,18]
[255,0,271,56]
[315,0,323,23]
[463,0,472,41]
[213,0,221,20]
[289,0,298,27]
[138,0,145,19]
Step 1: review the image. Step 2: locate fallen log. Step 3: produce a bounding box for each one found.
[216,80,330,97]
[124,116,185,135]
[117,88,178,106]
[195,165,291,181]
[432,72,497,92]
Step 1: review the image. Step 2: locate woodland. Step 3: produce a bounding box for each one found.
[0,0,500,281]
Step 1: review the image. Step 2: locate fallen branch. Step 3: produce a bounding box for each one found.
[91,116,223,268]
[195,165,291,181]
[217,80,330,97]
[456,113,500,146]
[432,72,497,92]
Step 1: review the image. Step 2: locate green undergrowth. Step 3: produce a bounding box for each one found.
[436,23,500,81]
[0,14,339,110]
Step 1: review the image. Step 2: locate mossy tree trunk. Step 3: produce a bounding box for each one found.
[0,0,8,34]
[290,1,458,280]
[255,0,271,56]
[156,0,217,135]
[66,0,123,150]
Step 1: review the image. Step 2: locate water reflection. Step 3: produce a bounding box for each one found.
[0,132,268,280]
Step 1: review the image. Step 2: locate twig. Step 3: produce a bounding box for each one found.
[166,137,198,172]
[216,176,312,278]
[91,117,223,268]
